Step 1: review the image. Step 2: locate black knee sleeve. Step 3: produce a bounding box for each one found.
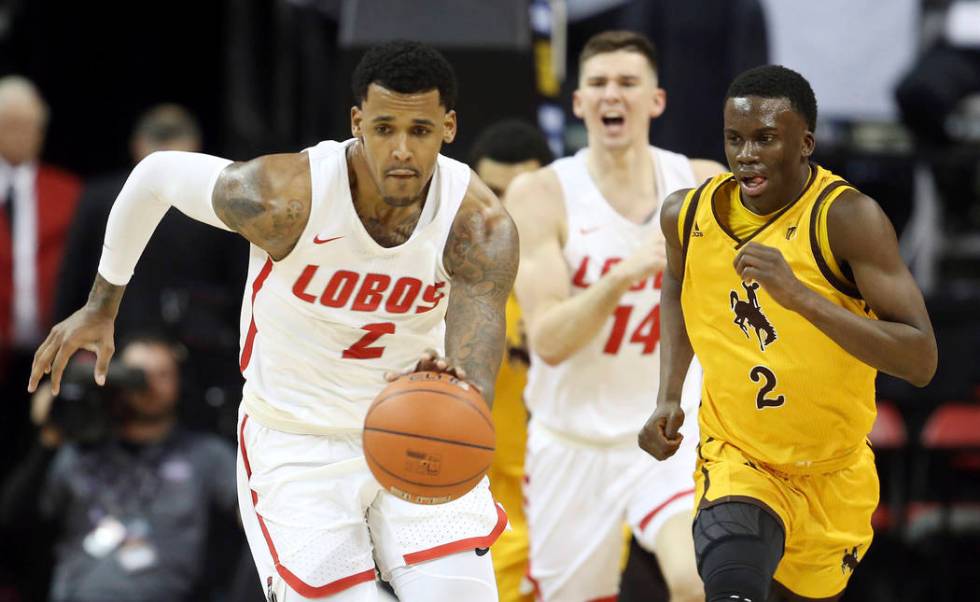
[694,502,785,602]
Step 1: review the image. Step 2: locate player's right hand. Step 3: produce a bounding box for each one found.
[638,400,684,460]
[613,231,667,286]
[28,307,115,396]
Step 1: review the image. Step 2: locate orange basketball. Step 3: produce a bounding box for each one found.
[363,371,495,505]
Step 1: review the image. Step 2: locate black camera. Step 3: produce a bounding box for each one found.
[47,361,148,444]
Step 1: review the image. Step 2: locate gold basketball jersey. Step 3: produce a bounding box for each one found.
[679,165,877,473]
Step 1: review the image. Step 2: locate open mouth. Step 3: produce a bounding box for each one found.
[601,113,625,130]
[739,175,768,196]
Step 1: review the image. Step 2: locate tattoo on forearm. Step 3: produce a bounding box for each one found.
[445,209,519,406]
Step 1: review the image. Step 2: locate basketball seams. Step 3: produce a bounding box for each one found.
[363,426,495,451]
[371,387,494,430]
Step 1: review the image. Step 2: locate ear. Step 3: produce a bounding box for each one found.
[650,87,666,119]
[801,130,815,158]
[350,105,363,138]
[572,88,584,119]
[443,110,457,144]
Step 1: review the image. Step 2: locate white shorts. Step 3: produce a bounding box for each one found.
[524,376,700,600]
[236,407,507,598]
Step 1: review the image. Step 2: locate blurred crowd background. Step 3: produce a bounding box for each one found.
[0,0,978,600]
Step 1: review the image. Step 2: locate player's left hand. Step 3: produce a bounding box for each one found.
[733,242,811,310]
[638,401,684,461]
[385,348,470,383]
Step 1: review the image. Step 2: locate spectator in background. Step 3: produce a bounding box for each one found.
[0,334,240,602]
[895,0,980,229]
[54,104,247,436]
[0,74,81,500]
[468,119,554,602]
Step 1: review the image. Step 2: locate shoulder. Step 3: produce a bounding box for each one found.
[38,164,82,191]
[824,187,895,262]
[218,152,311,197]
[502,166,565,235]
[212,152,312,258]
[688,158,728,183]
[660,187,694,245]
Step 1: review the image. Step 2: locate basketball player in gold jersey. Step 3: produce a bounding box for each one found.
[638,65,937,602]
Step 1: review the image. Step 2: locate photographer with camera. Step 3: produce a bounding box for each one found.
[0,334,238,602]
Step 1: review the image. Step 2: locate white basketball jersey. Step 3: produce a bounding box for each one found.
[239,139,471,435]
[524,146,699,442]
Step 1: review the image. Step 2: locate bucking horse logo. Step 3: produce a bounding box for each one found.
[841,546,860,574]
[730,281,777,351]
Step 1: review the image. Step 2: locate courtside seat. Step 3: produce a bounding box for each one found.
[870,400,908,532]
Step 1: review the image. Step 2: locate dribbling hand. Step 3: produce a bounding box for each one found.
[638,401,684,460]
[28,308,115,396]
[384,349,474,388]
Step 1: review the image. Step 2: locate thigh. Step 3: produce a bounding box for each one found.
[388,549,498,602]
[773,447,879,600]
[523,426,628,601]
[238,410,378,599]
[367,476,505,582]
[653,512,702,598]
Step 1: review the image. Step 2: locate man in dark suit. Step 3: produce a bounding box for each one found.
[54,104,247,435]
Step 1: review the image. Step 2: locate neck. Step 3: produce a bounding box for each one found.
[347,141,427,248]
[585,140,654,190]
[118,417,175,444]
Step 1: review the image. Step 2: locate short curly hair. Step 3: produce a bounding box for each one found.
[726,65,818,132]
[352,40,458,110]
[469,120,554,168]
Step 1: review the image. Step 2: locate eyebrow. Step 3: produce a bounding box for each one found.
[371,115,437,127]
[724,126,778,134]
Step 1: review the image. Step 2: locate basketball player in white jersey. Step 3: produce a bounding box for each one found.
[28,41,517,601]
[506,31,725,601]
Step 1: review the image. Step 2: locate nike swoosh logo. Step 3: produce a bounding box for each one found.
[313,235,344,245]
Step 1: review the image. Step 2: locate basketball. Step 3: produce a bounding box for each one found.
[363,371,495,505]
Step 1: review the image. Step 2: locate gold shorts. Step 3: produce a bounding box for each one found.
[694,437,879,599]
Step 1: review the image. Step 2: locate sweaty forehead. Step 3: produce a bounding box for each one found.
[361,84,445,118]
[725,96,800,130]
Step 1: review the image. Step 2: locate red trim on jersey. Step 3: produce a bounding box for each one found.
[240,258,274,372]
[402,502,508,565]
[526,559,543,601]
[638,488,695,532]
[238,414,376,596]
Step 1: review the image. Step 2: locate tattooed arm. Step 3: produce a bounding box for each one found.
[443,175,520,407]
[29,152,312,394]
[212,153,312,260]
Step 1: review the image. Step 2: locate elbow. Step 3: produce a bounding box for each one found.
[530,340,568,366]
[535,350,566,366]
[527,325,568,366]
[906,337,938,388]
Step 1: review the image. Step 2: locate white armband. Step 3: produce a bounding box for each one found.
[97,151,234,285]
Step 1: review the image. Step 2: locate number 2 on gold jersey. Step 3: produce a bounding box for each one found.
[750,365,785,409]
